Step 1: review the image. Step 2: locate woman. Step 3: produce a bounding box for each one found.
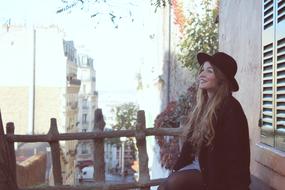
[158,52,250,190]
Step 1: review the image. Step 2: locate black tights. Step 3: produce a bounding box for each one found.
[158,169,205,190]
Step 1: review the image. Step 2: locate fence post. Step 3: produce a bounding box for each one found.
[135,110,150,190]
[48,118,63,185]
[6,122,18,189]
[93,109,105,186]
[0,112,17,190]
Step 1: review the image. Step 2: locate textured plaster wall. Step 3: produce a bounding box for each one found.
[219,0,285,189]
[161,9,196,109]
[168,53,196,102]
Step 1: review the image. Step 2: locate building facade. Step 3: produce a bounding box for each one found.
[63,40,81,184]
[0,25,82,185]
[218,0,285,189]
[0,25,67,135]
[75,53,98,176]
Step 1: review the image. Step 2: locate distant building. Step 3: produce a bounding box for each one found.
[63,40,81,184]
[75,53,98,178]
[0,24,81,185]
[0,25,67,135]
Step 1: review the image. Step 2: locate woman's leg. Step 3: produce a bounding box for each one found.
[158,169,204,190]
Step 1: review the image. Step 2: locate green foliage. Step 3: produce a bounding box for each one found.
[111,102,139,161]
[111,102,139,130]
[177,0,219,71]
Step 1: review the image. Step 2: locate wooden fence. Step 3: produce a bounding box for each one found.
[0,109,183,190]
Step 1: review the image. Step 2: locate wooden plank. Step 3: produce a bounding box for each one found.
[8,128,183,143]
[135,110,150,190]
[93,109,105,186]
[0,111,9,189]
[48,118,63,185]
[145,127,183,136]
[19,178,166,190]
[0,112,18,190]
[6,122,18,189]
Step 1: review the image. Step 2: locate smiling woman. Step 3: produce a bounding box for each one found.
[198,61,219,97]
[158,52,251,190]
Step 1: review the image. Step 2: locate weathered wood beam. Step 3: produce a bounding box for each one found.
[93,109,105,186]
[0,111,17,190]
[7,128,183,142]
[136,110,150,190]
[6,122,18,189]
[145,127,183,136]
[48,118,63,185]
[2,108,182,190]
[19,178,166,190]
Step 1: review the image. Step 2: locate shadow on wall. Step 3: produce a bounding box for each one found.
[161,51,196,109]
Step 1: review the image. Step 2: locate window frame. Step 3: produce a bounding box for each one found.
[261,0,285,152]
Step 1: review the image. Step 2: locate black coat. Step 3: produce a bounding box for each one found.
[173,95,251,190]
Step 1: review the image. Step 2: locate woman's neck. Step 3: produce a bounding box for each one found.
[207,91,215,99]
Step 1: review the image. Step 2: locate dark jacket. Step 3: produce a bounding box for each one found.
[173,95,251,190]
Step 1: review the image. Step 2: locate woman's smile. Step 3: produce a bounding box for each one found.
[198,61,219,91]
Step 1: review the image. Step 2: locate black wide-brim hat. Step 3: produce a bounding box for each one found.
[197,52,239,92]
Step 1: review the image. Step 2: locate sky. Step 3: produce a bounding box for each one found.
[0,0,145,93]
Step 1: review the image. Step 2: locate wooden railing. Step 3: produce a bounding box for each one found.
[0,109,183,190]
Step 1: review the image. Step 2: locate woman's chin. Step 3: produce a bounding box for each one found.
[198,85,206,89]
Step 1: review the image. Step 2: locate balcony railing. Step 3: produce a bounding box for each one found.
[0,109,270,190]
[0,109,183,190]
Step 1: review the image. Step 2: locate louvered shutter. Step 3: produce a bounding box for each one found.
[275,0,285,151]
[261,0,275,146]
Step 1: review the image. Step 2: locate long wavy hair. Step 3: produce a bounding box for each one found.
[184,63,231,153]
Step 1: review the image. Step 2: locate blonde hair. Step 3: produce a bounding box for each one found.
[185,64,231,153]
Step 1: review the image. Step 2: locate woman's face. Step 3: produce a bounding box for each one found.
[198,61,219,92]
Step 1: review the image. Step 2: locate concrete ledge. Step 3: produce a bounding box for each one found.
[255,143,285,176]
[250,175,275,190]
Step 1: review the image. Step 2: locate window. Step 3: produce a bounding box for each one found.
[82,98,88,109]
[261,0,285,151]
[81,143,88,154]
[83,84,86,94]
[82,113,87,124]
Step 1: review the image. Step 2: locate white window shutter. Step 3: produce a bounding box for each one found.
[261,0,276,146]
[275,0,285,151]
